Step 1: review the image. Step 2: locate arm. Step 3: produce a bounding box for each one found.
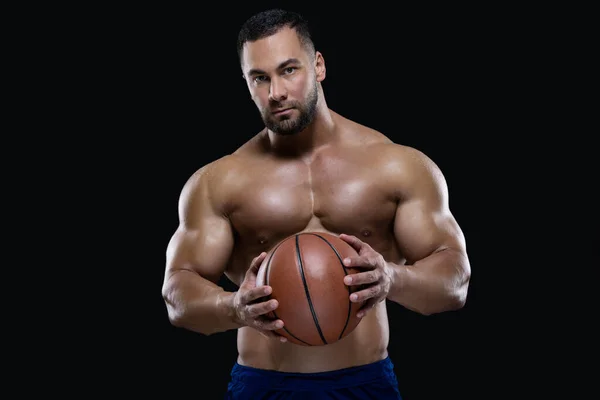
[387,150,471,315]
[161,163,241,335]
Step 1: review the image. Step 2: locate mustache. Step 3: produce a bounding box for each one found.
[269,101,298,111]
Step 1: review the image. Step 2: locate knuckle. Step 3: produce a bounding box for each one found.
[261,304,272,315]
[246,306,257,318]
[267,322,278,331]
[241,291,250,304]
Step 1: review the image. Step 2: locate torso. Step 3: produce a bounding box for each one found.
[213,116,408,372]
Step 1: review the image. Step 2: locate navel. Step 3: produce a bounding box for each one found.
[258,236,268,245]
[361,229,372,237]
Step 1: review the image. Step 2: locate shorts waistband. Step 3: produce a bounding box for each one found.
[230,356,396,390]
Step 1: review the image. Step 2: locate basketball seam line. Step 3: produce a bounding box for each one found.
[296,234,328,345]
[266,241,310,346]
[309,233,353,341]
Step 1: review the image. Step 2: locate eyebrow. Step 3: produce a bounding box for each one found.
[248,58,301,76]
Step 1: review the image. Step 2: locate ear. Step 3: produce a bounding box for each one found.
[314,51,326,82]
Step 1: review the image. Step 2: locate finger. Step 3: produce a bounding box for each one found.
[339,234,367,252]
[254,316,285,331]
[258,330,288,342]
[344,270,379,286]
[241,285,272,305]
[246,298,279,317]
[356,297,380,318]
[342,255,373,269]
[241,252,268,289]
[247,252,267,276]
[349,284,382,303]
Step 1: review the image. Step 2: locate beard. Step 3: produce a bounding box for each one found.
[262,82,318,136]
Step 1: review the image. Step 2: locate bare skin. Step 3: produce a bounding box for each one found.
[162,27,471,373]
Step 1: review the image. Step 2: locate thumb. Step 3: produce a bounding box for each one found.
[339,233,365,253]
[243,252,267,286]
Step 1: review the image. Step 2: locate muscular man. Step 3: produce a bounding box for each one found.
[162,9,471,399]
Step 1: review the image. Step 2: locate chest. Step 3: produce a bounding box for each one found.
[227,152,398,246]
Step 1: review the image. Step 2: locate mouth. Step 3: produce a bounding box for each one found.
[272,108,293,115]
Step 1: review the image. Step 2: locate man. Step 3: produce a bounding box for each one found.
[162,8,471,399]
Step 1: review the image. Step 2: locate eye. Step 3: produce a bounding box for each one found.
[283,67,296,74]
[253,75,268,83]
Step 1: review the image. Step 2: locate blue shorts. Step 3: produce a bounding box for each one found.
[225,356,402,399]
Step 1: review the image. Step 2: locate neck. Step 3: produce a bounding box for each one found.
[266,90,335,157]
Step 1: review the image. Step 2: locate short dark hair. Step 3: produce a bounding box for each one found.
[237,9,315,64]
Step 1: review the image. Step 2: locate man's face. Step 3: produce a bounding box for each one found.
[241,27,320,135]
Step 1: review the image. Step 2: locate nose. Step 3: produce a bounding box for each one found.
[268,77,288,102]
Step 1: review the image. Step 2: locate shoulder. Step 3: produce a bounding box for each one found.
[367,141,447,201]
[341,119,436,174]
[382,144,441,175]
[338,117,441,180]
[381,144,447,199]
[336,112,447,198]
[182,128,267,196]
[178,154,247,217]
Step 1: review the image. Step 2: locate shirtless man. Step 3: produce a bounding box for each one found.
[162,9,471,399]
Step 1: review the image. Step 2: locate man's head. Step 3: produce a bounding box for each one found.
[237,9,325,136]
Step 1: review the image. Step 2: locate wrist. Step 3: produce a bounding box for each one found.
[216,290,242,327]
[387,262,407,298]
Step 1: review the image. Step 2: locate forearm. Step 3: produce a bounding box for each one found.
[387,248,470,315]
[162,270,243,335]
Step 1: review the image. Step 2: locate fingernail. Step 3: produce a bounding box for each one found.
[344,276,352,284]
[357,312,363,318]
[264,287,271,295]
[344,258,350,265]
[280,336,287,342]
[350,294,358,301]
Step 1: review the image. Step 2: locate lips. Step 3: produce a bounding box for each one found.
[272,108,292,114]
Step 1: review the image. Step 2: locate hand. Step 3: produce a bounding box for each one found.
[232,252,287,342]
[339,234,393,318]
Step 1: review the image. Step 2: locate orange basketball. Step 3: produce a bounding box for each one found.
[255,232,365,346]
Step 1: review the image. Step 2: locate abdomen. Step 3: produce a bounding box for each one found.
[236,301,390,373]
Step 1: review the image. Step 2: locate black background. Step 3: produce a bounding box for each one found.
[60,3,562,399]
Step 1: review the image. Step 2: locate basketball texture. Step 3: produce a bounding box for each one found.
[255,232,365,346]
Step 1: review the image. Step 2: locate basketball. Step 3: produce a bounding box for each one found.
[255,231,365,346]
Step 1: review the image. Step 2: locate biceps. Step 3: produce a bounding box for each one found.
[165,216,234,283]
[393,199,465,264]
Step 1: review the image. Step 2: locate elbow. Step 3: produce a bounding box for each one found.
[418,293,466,316]
[439,257,471,313]
[441,270,470,313]
[421,278,470,316]
[453,265,471,310]
[164,302,213,335]
[447,285,469,312]
[164,301,185,328]
[162,292,185,328]
[161,292,218,336]
[161,288,189,330]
